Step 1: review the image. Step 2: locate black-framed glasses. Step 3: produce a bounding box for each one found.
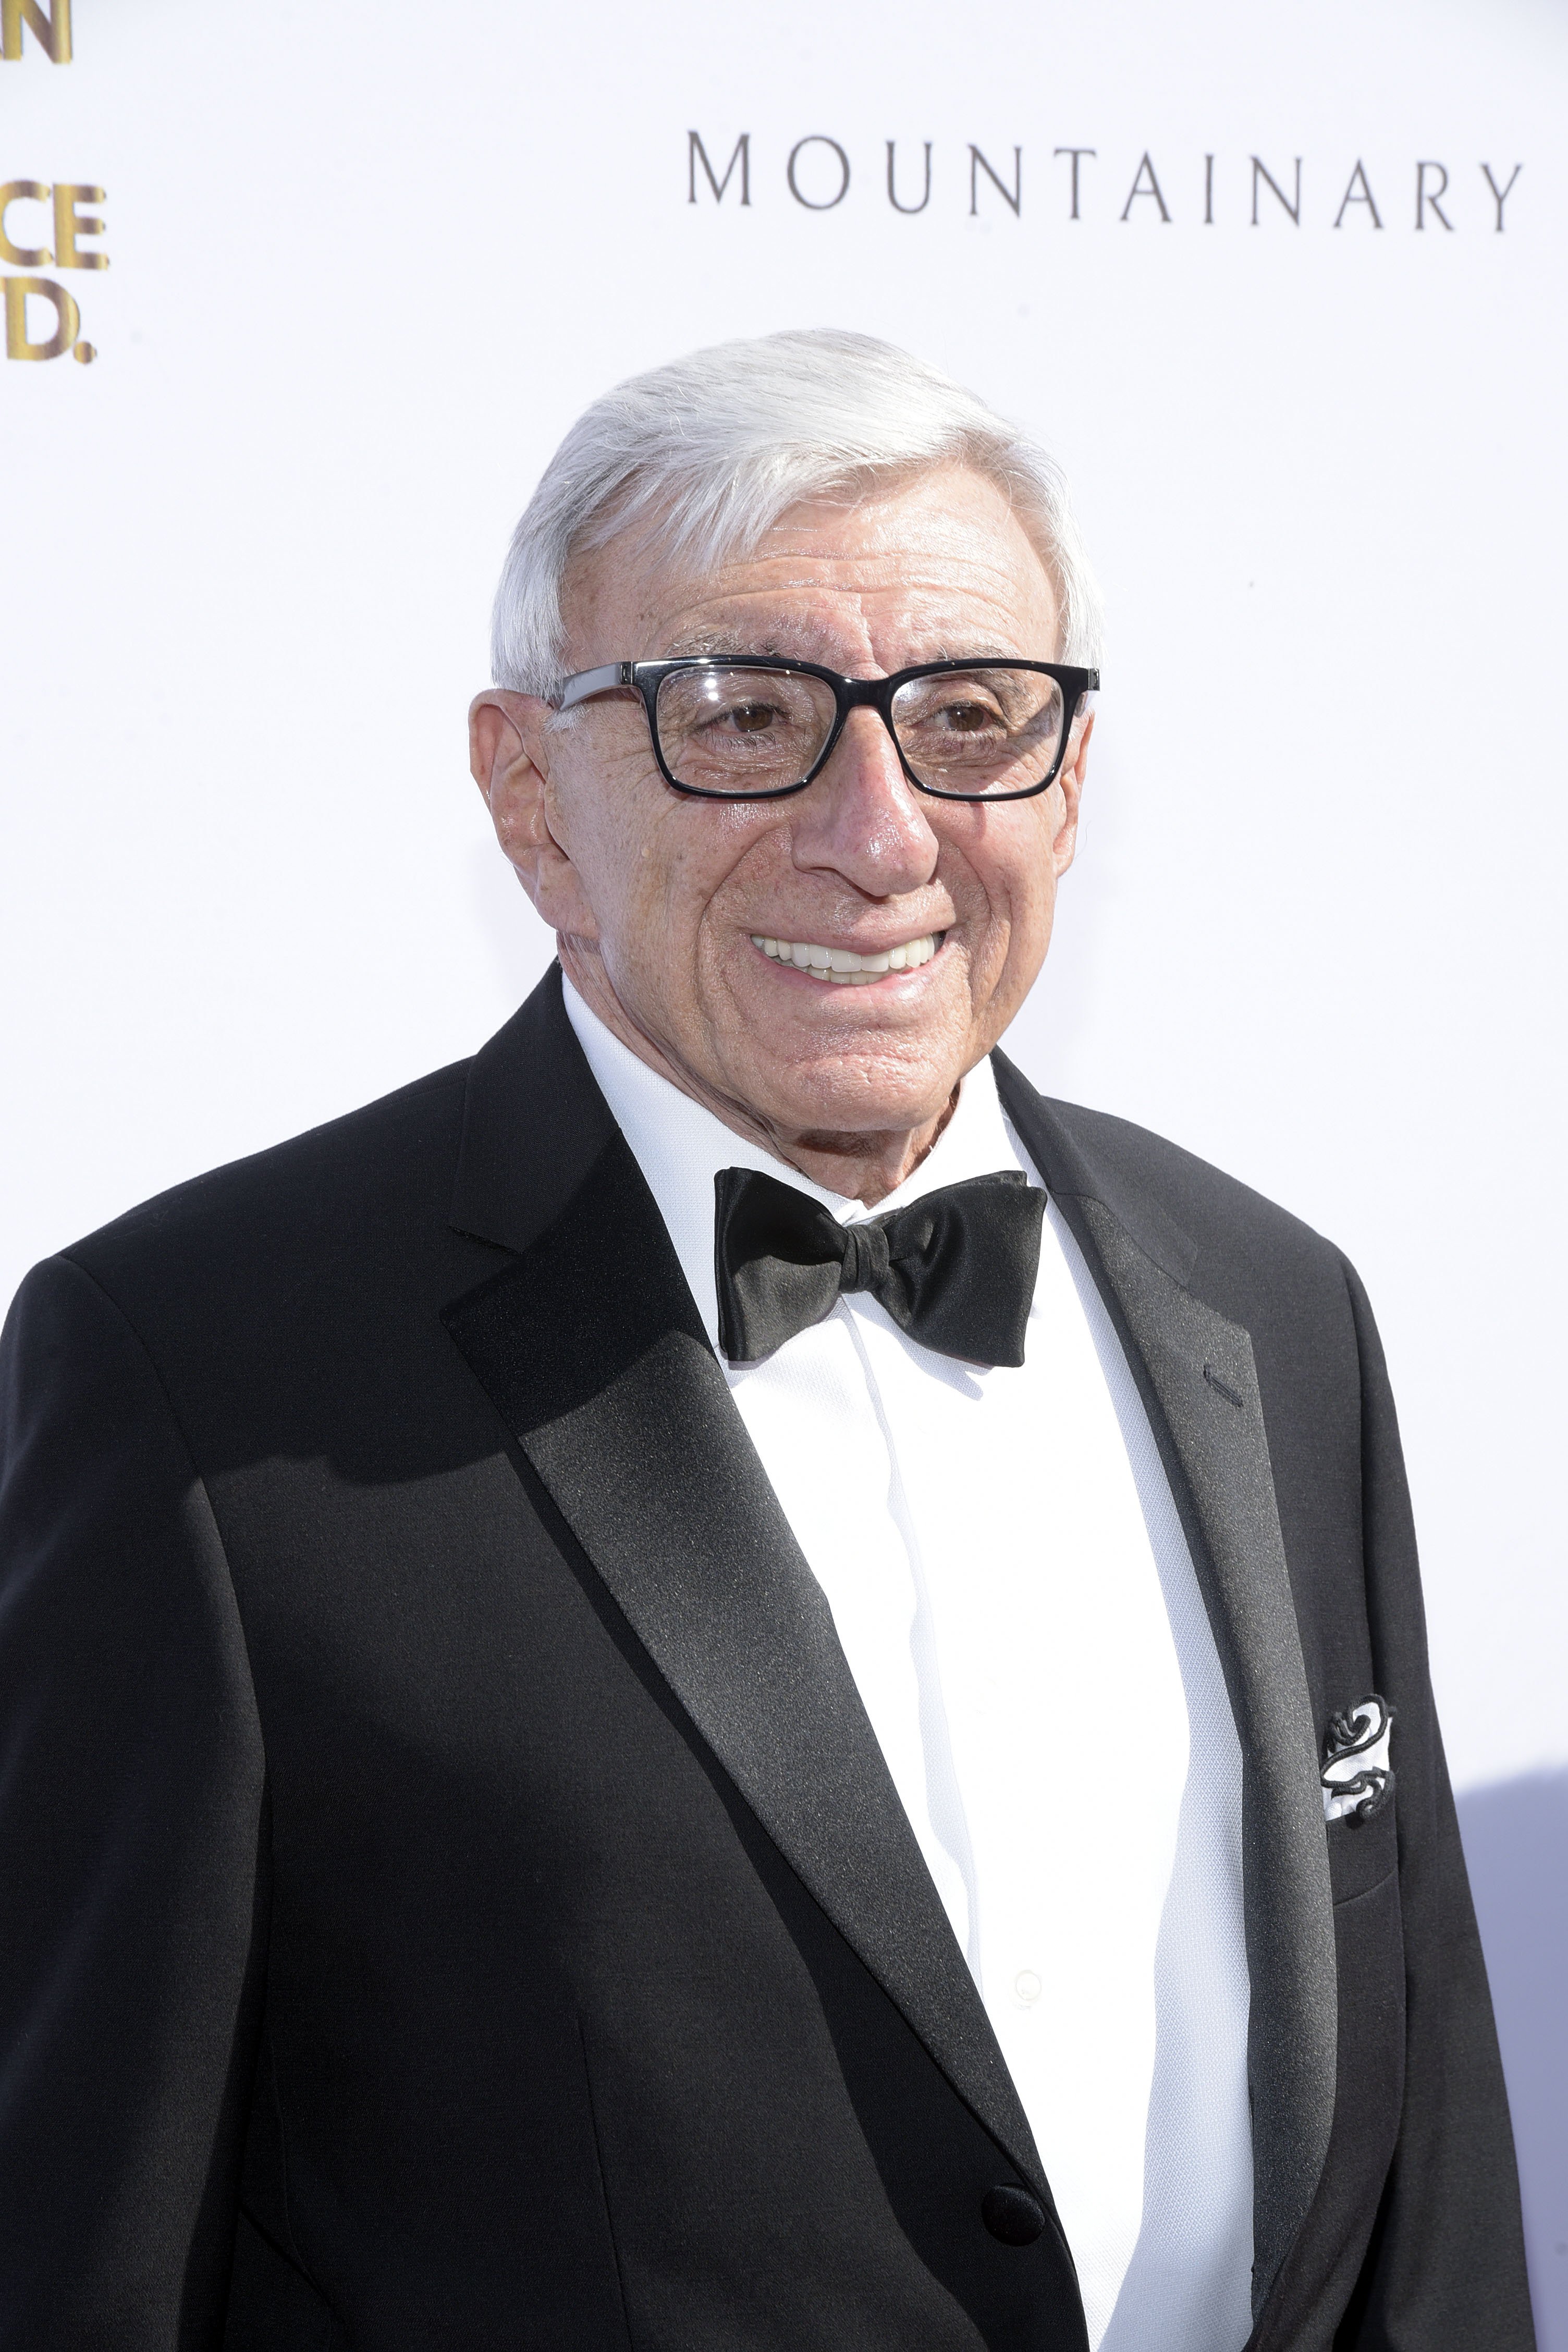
[555,656,1098,802]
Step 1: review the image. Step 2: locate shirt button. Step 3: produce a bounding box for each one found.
[1013,1968,1043,2005]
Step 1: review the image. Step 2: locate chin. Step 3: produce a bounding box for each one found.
[752,1050,959,1142]
[711,969,974,1134]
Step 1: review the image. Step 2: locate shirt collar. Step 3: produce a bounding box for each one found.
[561,974,1031,1348]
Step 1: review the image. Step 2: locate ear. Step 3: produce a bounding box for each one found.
[1050,707,1093,878]
[468,688,598,937]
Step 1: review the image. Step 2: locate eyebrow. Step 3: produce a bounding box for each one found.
[662,629,798,659]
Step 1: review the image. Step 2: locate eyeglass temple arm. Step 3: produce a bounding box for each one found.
[1065,672,1100,733]
[556,662,636,710]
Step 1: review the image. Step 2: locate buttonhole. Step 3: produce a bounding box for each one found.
[1203,1364,1244,1408]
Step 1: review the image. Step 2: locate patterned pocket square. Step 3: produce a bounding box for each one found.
[1321,1694,1394,1823]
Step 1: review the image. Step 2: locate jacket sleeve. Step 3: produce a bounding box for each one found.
[1336,1257,1536,2350]
[0,1254,266,2350]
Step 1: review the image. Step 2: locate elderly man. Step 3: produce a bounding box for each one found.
[0,332,1533,2351]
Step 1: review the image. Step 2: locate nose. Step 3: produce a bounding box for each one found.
[789,706,941,898]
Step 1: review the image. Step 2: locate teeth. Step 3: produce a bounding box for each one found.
[749,933,942,983]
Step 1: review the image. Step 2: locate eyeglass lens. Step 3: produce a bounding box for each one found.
[652,666,1066,798]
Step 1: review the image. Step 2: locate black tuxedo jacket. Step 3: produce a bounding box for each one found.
[0,970,1533,2351]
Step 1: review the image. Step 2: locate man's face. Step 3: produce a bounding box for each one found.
[473,462,1089,1160]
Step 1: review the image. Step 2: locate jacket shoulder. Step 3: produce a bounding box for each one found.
[1049,1094,1335,1257]
[63,1059,474,1298]
[995,1056,1352,1319]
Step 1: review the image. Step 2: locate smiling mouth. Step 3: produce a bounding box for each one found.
[749,932,945,985]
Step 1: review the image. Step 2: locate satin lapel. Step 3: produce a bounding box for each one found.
[440,973,1045,2196]
[996,1057,1338,2314]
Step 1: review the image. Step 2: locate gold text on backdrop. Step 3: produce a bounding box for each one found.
[3,274,84,361]
[2,5,99,362]
[0,183,104,361]
[0,0,69,64]
[0,182,106,268]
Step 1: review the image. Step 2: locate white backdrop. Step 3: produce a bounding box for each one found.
[3,0,1565,2331]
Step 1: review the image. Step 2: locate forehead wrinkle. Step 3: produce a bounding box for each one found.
[588,528,1058,673]
[691,556,1042,618]
[654,583,1044,667]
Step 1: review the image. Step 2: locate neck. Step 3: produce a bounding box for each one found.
[559,943,958,1207]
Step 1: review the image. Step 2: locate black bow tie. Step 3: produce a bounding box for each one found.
[713,1166,1046,1367]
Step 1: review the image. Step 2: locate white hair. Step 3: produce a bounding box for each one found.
[489,329,1102,695]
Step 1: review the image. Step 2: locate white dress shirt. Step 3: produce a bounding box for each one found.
[564,979,1254,2352]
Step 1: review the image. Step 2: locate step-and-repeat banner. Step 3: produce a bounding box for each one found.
[3,0,1564,2329]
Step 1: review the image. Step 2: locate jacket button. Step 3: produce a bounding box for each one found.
[982,2185,1047,2246]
